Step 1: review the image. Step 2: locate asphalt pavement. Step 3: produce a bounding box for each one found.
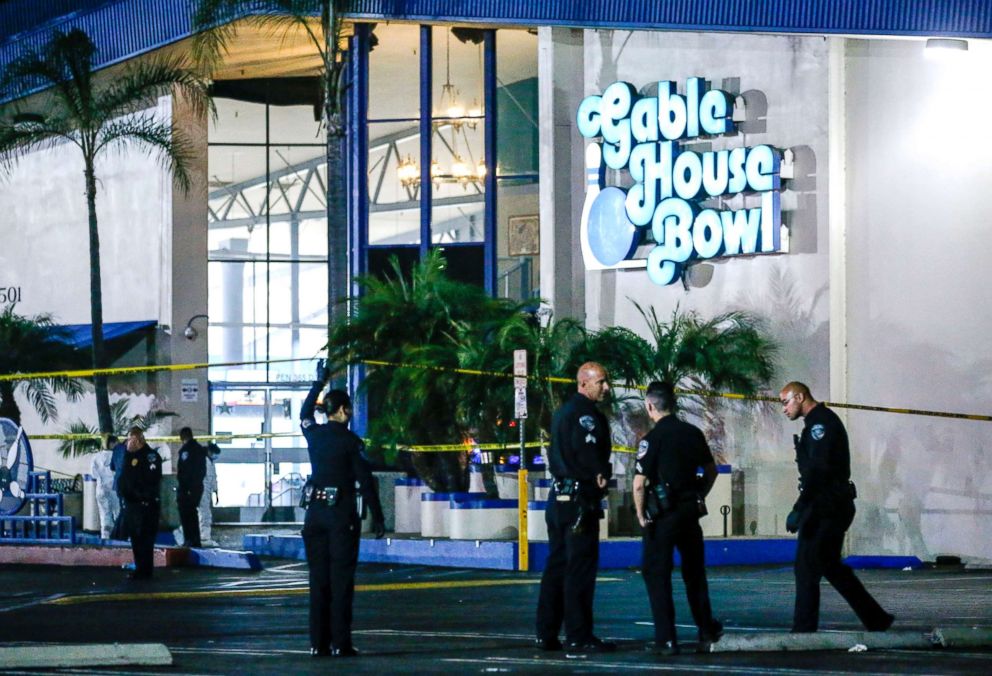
[0,558,990,674]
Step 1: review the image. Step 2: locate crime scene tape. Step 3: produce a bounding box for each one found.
[4,357,990,423]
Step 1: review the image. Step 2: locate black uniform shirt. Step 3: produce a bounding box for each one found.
[634,415,713,498]
[300,381,383,521]
[119,444,163,504]
[548,392,612,484]
[795,403,851,511]
[176,439,207,492]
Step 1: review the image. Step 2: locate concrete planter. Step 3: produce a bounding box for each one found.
[448,496,518,540]
[394,477,425,533]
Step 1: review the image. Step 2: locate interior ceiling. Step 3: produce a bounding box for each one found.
[201,19,538,88]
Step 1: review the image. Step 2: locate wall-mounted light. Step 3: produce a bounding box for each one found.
[183,314,208,341]
[925,38,969,59]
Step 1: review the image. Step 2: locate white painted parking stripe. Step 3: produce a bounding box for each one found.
[442,656,898,675]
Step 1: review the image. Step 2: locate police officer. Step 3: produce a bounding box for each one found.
[633,382,722,655]
[118,426,162,580]
[174,427,206,548]
[780,381,894,632]
[301,360,385,658]
[535,362,616,656]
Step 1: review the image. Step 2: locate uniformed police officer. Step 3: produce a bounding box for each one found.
[118,426,162,580]
[535,362,616,655]
[780,381,894,632]
[301,360,385,658]
[633,382,723,655]
[175,427,206,548]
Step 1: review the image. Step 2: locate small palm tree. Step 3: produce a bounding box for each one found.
[193,0,352,345]
[633,301,777,462]
[58,399,178,458]
[0,28,212,435]
[327,250,526,491]
[0,305,84,426]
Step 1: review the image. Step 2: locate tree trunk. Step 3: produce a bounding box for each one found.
[0,381,21,425]
[85,162,113,434]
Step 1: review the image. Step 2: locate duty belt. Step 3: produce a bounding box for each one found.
[300,484,339,508]
[553,478,579,501]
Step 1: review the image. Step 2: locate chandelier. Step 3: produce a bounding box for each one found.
[398,29,486,190]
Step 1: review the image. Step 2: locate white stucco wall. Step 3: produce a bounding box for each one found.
[844,39,992,561]
[0,98,175,477]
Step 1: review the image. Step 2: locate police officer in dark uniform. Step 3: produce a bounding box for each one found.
[301,360,385,657]
[633,382,722,655]
[118,426,162,580]
[535,362,616,655]
[175,427,206,548]
[780,381,894,633]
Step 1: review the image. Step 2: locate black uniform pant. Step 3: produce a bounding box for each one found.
[124,500,160,578]
[535,494,600,644]
[177,488,203,548]
[302,501,361,651]
[642,503,718,644]
[793,506,890,631]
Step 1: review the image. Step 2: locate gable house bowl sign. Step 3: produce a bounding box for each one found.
[577,78,787,285]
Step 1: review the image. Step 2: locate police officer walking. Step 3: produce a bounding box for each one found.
[175,427,206,548]
[633,382,722,655]
[301,360,385,657]
[118,426,162,580]
[535,362,616,656]
[780,381,894,633]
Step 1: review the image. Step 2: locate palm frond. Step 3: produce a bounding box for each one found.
[97,56,214,123]
[21,381,57,423]
[96,114,197,192]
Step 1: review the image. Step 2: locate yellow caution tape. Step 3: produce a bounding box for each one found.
[4,357,989,424]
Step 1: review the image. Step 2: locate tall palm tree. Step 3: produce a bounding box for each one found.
[0,305,84,426]
[192,0,351,352]
[0,29,212,434]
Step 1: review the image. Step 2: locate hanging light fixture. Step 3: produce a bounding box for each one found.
[397,28,487,191]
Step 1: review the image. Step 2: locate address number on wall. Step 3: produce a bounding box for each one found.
[0,287,23,304]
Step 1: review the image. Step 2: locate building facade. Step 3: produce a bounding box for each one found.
[2,1,991,560]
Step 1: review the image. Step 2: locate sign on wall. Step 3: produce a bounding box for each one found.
[576,78,787,285]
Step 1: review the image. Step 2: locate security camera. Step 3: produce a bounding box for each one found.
[184,326,197,340]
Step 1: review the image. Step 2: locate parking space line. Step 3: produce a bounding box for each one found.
[45,576,606,606]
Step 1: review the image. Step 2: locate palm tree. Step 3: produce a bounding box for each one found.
[633,302,778,463]
[58,399,178,458]
[192,0,352,354]
[0,29,212,435]
[0,305,84,426]
[326,250,526,491]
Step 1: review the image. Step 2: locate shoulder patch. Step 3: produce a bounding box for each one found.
[636,439,649,459]
[301,418,314,429]
[578,415,596,431]
[180,451,188,461]
[810,424,826,441]
[146,452,157,463]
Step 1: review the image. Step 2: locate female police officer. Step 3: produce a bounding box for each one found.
[301,360,385,657]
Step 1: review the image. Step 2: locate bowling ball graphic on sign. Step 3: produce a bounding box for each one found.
[587,187,641,266]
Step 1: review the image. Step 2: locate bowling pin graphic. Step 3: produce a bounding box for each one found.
[580,142,642,270]
[579,142,606,269]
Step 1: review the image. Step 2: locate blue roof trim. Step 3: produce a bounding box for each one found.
[3,0,992,101]
[53,320,156,349]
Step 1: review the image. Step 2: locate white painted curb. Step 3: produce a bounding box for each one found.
[0,643,172,668]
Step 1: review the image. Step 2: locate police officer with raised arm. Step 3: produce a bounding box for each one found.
[301,359,385,658]
[633,382,722,655]
[535,362,616,656]
[780,381,894,633]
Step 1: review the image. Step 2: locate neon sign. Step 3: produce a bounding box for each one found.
[577,78,786,285]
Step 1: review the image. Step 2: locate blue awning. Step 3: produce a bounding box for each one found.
[54,320,157,349]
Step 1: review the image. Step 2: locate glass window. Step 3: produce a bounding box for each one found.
[210,98,266,144]
[269,102,325,144]
[369,23,421,121]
